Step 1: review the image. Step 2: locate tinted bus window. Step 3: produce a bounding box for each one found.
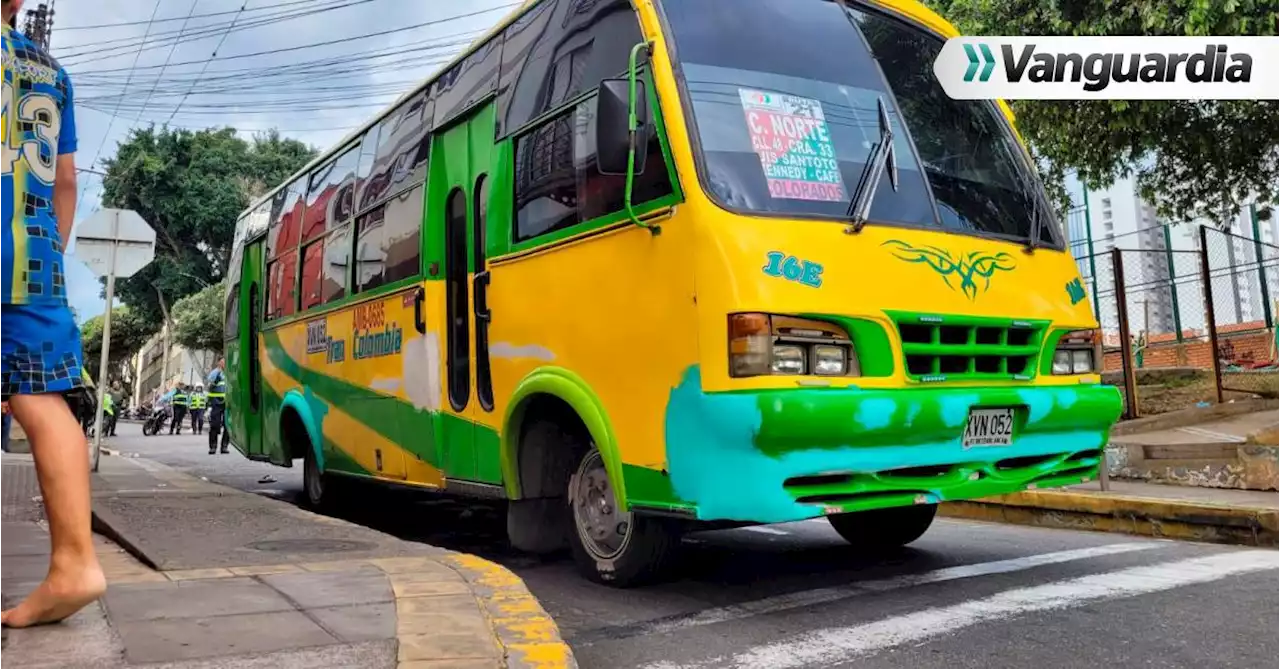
[359,90,433,212]
[434,39,500,128]
[497,0,643,135]
[514,95,671,241]
[305,144,359,242]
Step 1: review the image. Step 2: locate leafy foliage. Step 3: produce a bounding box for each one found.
[171,281,226,355]
[99,128,315,324]
[931,0,1279,223]
[80,306,157,388]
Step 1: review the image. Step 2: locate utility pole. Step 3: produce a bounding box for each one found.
[20,1,54,49]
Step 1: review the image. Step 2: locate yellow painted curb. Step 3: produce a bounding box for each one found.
[940,490,1278,547]
[442,553,578,669]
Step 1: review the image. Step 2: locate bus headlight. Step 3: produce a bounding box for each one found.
[730,314,859,378]
[813,345,848,376]
[772,345,807,375]
[1052,329,1101,375]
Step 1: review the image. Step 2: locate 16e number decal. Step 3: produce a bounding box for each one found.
[762,251,823,288]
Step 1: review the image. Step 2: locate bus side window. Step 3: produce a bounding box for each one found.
[496,0,644,136]
[513,95,672,242]
[224,284,239,341]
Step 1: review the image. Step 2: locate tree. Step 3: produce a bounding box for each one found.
[171,282,226,356]
[931,0,1279,224]
[80,306,157,391]
[99,127,315,325]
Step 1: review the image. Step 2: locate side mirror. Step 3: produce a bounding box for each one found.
[596,78,649,176]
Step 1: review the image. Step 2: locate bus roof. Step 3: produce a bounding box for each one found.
[237,0,962,222]
[238,0,540,220]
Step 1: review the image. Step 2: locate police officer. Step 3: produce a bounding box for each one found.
[169,384,189,435]
[189,384,206,434]
[206,358,230,455]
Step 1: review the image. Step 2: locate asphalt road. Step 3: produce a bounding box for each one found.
[106,423,1280,669]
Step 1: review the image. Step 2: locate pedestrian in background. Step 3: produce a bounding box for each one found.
[206,358,230,455]
[168,384,189,435]
[1,0,106,627]
[189,384,206,434]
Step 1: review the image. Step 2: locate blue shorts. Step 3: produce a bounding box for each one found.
[2,303,86,398]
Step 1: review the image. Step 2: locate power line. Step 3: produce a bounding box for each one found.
[134,0,201,123]
[73,5,515,74]
[57,0,374,62]
[165,0,254,125]
[56,0,326,31]
[77,0,165,214]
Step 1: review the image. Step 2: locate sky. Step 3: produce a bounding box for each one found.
[31,0,516,323]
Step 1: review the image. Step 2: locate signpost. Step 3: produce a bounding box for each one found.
[74,209,156,471]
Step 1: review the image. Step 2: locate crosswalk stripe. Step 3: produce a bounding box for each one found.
[580,543,1158,645]
[646,550,1278,669]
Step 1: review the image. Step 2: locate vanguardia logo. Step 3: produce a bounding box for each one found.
[963,44,996,82]
[934,37,1278,101]
[999,44,1252,92]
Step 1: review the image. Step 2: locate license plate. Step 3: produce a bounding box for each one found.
[963,408,1015,448]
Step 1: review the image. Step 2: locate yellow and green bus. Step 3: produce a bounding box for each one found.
[224,0,1122,585]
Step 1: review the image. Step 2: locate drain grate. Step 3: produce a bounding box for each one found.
[247,539,374,553]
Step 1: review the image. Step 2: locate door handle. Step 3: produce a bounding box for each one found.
[473,271,491,323]
[413,287,426,334]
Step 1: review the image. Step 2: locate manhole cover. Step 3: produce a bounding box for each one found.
[247,539,373,553]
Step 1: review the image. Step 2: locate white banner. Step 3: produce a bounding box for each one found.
[933,36,1280,100]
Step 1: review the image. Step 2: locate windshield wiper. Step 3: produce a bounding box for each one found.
[844,96,899,235]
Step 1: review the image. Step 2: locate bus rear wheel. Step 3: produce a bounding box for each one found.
[303,447,344,510]
[826,504,937,550]
[568,449,678,587]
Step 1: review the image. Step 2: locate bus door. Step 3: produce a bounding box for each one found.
[236,238,266,459]
[432,103,495,482]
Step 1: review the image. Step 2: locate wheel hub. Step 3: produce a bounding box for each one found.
[573,453,629,559]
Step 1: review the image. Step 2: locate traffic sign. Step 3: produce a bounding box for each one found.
[74,209,156,279]
[73,209,157,471]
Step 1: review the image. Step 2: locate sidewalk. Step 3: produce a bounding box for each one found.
[940,475,1278,547]
[2,452,574,668]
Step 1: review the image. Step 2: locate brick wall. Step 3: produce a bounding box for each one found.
[1103,328,1276,372]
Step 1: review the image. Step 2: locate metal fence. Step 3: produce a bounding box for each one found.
[1202,226,1279,398]
[1074,222,1278,419]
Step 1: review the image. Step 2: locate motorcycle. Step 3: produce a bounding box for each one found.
[142,406,169,436]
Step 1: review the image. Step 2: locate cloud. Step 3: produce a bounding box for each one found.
[51,0,510,317]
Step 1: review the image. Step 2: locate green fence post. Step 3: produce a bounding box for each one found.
[1164,224,1183,342]
[1082,185,1100,319]
[1251,203,1273,331]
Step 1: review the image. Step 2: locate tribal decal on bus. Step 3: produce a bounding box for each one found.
[881,240,1015,300]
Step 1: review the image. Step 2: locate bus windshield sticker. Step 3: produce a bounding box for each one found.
[739,88,847,203]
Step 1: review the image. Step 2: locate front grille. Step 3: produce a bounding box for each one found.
[889,312,1049,382]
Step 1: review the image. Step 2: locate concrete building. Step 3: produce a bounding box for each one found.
[132,326,218,406]
[1065,174,1278,338]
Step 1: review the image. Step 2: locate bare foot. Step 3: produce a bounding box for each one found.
[1,562,106,628]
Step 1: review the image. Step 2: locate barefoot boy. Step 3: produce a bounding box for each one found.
[2,0,106,627]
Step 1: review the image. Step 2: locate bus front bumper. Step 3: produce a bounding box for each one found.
[643,366,1123,524]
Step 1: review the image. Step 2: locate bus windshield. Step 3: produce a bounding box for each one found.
[659,0,1059,246]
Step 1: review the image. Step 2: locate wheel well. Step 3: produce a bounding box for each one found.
[515,394,591,499]
[279,407,312,463]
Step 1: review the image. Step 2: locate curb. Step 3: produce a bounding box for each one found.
[89,458,576,668]
[939,490,1278,547]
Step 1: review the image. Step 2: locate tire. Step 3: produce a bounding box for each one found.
[567,448,679,587]
[303,446,344,511]
[142,419,156,436]
[826,504,938,550]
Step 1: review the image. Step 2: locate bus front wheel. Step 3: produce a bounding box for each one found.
[568,449,678,587]
[826,504,937,550]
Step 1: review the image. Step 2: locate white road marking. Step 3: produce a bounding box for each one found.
[647,550,1278,669]
[1176,426,1247,443]
[627,543,1158,639]
[741,526,791,536]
